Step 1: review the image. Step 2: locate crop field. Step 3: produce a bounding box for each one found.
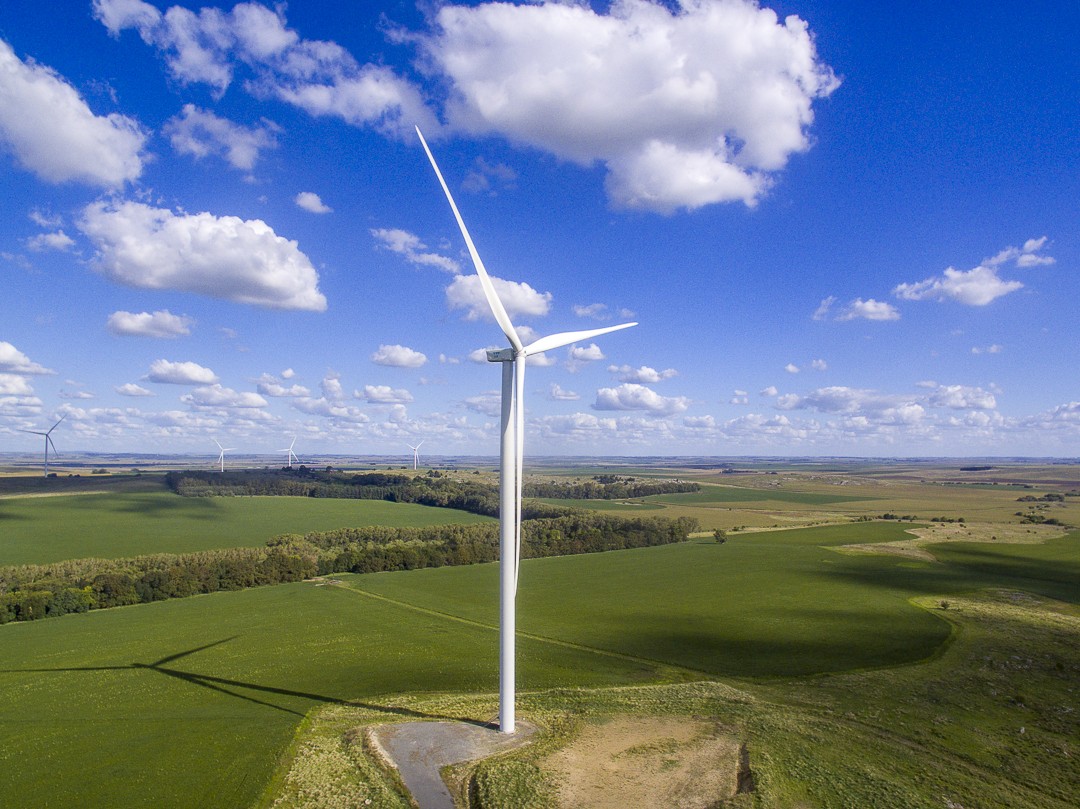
[1,460,1077,807]
[0,492,494,565]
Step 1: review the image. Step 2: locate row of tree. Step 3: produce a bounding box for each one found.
[0,513,698,624]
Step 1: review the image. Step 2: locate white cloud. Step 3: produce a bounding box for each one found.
[893,266,1023,306]
[94,0,439,137]
[372,228,460,273]
[464,390,501,417]
[163,104,278,170]
[446,273,552,321]
[608,364,679,384]
[568,343,605,362]
[181,383,268,408]
[115,382,154,397]
[295,191,332,214]
[927,384,996,410]
[26,230,75,252]
[371,344,427,368]
[785,363,800,374]
[145,359,219,385]
[760,386,778,397]
[0,374,34,395]
[836,298,901,321]
[730,391,748,405]
[971,344,1003,355]
[425,0,837,212]
[574,303,608,320]
[549,383,580,401]
[358,384,413,404]
[462,156,517,194]
[0,38,146,187]
[281,368,295,379]
[0,341,54,375]
[593,383,690,415]
[79,200,327,311]
[255,374,309,397]
[893,239,1051,307]
[812,296,836,321]
[811,358,827,371]
[107,309,194,338]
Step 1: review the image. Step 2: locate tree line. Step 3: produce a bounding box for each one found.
[0,512,698,624]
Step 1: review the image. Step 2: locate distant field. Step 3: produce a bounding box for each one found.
[0,493,494,565]
[644,484,875,506]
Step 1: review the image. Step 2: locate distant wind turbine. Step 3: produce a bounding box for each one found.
[279,437,299,468]
[408,440,424,471]
[417,127,636,734]
[20,415,65,477]
[213,439,235,473]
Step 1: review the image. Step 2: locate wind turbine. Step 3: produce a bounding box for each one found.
[213,439,235,473]
[279,436,299,468]
[21,415,65,477]
[408,440,424,471]
[417,127,636,734]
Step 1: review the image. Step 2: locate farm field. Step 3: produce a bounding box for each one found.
[0,460,1077,807]
[0,492,494,565]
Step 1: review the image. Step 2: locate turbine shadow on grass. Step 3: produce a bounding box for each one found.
[4,636,478,724]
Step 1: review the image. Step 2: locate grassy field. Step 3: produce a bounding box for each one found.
[3,517,1077,807]
[0,493,494,565]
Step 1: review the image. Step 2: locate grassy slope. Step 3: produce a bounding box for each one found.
[0,493,493,565]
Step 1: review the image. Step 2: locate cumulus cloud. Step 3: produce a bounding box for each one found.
[927,384,996,410]
[163,104,278,170]
[371,344,427,368]
[593,383,690,415]
[145,359,218,385]
[0,38,146,187]
[464,390,501,417]
[971,344,1003,355]
[0,341,54,375]
[0,374,35,395]
[445,273,551,321]
[836,298,900,321]
[115,382,154,397]
[79,200,327,311]
[893,266,1023,307]
[574,303,609,320]
[372,228,460,273]
[608,364,678,384]
[295,191,332,214]
[424,0,837,212]
[893,239,1051,307]
[549,383,580,401]
[181,383,267,408]
[107,309,194,338]
[358,384,413,404]
[26,230,75,252]
[785,363,800,374]
[255,373,309,397]
[760,386,778,397]
[812,295,835,321]
[93,0,438,136]
[568,343,605,362]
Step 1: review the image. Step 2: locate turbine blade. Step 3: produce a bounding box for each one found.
[47,435,59,457]
[523,322,638,356]
[48,414,66,433]
[214,439,224,451]
[415,127,523,352]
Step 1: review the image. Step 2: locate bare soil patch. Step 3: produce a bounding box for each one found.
[837,522,1064,561]
[542,716,742,809]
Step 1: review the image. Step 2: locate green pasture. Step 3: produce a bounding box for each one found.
[644,484,875,507]
[1,522,1076,807]
[0,493,494,566]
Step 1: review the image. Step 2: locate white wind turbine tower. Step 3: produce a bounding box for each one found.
[408,440,424,471]
[21,415,65,477]
[417,127,636,734]
[213,439,235,473]
[279,436,299,468]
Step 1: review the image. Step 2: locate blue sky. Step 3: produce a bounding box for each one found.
[1,0,1077,458]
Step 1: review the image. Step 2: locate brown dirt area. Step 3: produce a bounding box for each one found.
[836,522,1065,561]
[542,716,742,809]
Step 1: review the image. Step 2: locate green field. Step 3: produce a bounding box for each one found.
[0,493,494,565]
[3,516,1077,807]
